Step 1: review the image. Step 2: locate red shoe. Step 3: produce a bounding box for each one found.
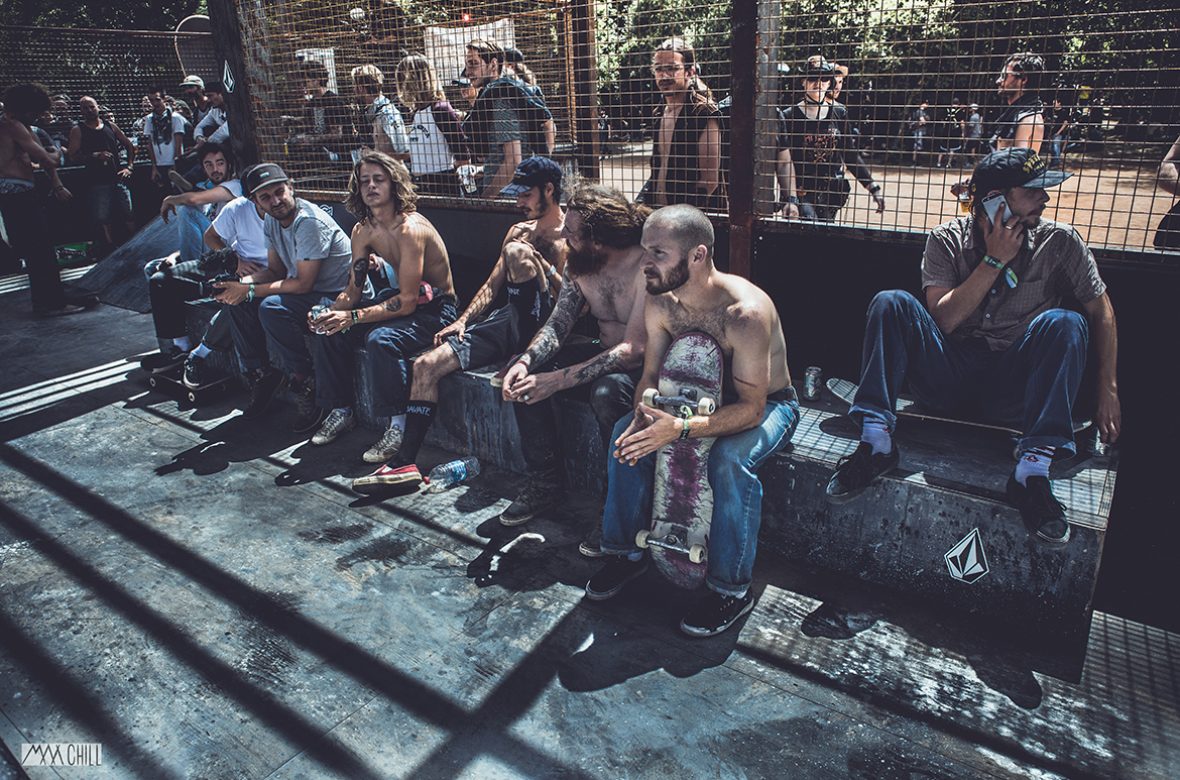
[352,463,422,494]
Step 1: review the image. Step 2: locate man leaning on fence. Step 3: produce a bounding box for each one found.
[826,148,1120,546]
[638,37,724,212]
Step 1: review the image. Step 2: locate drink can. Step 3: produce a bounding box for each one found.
[803,366,823,401]
[310,304,329,334]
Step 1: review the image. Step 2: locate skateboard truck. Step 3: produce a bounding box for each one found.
[635,529,707,564]
[641,387,716,417]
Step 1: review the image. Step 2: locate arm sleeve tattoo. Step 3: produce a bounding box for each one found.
[524,278,585,367]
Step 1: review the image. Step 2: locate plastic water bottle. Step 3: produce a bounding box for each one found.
[427,456,481,493]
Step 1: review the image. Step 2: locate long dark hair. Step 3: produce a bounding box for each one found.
[345,150,418,221]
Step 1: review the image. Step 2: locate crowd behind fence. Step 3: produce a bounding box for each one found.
[2,0,1179,258]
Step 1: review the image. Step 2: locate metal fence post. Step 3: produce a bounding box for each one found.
[728,0,759,278]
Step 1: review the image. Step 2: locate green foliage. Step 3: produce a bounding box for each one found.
[0,0,202,30]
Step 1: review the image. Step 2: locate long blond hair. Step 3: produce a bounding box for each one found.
[345,150,418,220]
[396,54,445,112]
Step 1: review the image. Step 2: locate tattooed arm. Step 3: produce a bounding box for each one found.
[554,275,647,390]
[501,274,588,402]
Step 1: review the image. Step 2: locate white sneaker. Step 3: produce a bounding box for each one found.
[311,408,356,445]
[363,426,404,463]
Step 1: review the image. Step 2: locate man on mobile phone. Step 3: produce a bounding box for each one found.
[826,148,1120,546]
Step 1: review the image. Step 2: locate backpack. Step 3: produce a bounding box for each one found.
[464,76,552,156]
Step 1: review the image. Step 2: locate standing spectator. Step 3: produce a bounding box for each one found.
[1154,134,1180,250]
[142,87,186,194]
[907,101,930,165]
[67,95,136,254]
[177,75,209,127]
[395,54,470,196]
[290,61,353,162]
[350,64,410,163]
[502,47,556,154]
[991,52,1045,153]
[38,94,74,152]
[0,83,83,316]
[463,39,550,198]
[638,37,724,210]
[1046,98,1073,167]
[963,102,984,162]
[936,98,966,169]
[776,55,885,221]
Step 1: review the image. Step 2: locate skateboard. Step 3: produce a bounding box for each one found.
[635,331,723,589]
[826,377,1096,455]
[142,363,236,405]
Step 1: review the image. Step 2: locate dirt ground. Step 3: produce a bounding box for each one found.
[598,144,1177,255]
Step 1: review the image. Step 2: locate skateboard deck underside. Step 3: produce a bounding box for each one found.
[650,333,724,589]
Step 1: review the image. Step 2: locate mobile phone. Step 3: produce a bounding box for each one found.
[981,191,1013,224]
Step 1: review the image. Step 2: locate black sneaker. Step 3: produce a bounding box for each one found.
[182,354,218,388]
[290,376,326,433]
[140,347,188,373]
[243,368,285,418]
[1007,475,1070,544]
[825,442,900,504]
[584,555,648,601]
[680,590,756,637]
[578,524,605,558]
[499,469,561,526]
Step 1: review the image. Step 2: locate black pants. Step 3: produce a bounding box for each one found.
[0,187,65,309]
[513,336,641,474]
[147,258,231,349]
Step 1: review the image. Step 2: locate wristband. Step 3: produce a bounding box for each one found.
[982,254,1004,270]
[517,353,532,368]
[869,184,882,194]
[247,283,256,302]
[680,417,691,440]
[351,309,360,325]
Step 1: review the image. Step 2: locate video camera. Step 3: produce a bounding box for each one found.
[195,247,241,297]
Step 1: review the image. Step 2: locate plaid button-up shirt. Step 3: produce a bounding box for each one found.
[921,216,1106,351]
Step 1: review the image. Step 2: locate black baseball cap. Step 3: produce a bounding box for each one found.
[499,156,563,197]
[801,55,835,79]
[503,47,525,65]
[243,163,290,196]
[970,148,1071,197]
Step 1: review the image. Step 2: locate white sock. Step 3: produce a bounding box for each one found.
[389,414,406,431]
[1015,446,1054,486]
[172,336,192,351]
[190,343,212,359]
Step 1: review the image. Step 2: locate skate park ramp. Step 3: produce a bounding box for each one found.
[74,215,177,312]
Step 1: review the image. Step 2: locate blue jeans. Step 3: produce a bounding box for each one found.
[850,290,1088,454]
[225,292,329,376]
[311,296,457,415]
[176,203,212,262]
[600,398,800,596]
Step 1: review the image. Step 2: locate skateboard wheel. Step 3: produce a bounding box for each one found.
[635,530,650,549]
[688,544,706,564]
[697,397,716,416]
[641,388,658,408]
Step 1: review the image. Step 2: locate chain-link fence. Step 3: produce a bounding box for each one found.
[5,0,1178,256]
[0,25,217,154]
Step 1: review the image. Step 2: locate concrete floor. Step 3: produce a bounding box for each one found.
[0,287,1175,779]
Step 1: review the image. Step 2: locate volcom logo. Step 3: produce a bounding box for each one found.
[945,528,989,584]
[223,61,236,93]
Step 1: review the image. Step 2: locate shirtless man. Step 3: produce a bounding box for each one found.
[497,184,651,538]
[0,83,80,315]
[641,38,723,211]
[309,151,458,463]
[351,157,565,491]
[585,204,800,638]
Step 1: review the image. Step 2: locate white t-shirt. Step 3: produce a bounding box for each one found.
[204,178,243,220]
[210,196,267,263]
[408,105,455,175]
[142,111,187,167]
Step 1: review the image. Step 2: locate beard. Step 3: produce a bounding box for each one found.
[566,242,609,276]
[645,254,690,295]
